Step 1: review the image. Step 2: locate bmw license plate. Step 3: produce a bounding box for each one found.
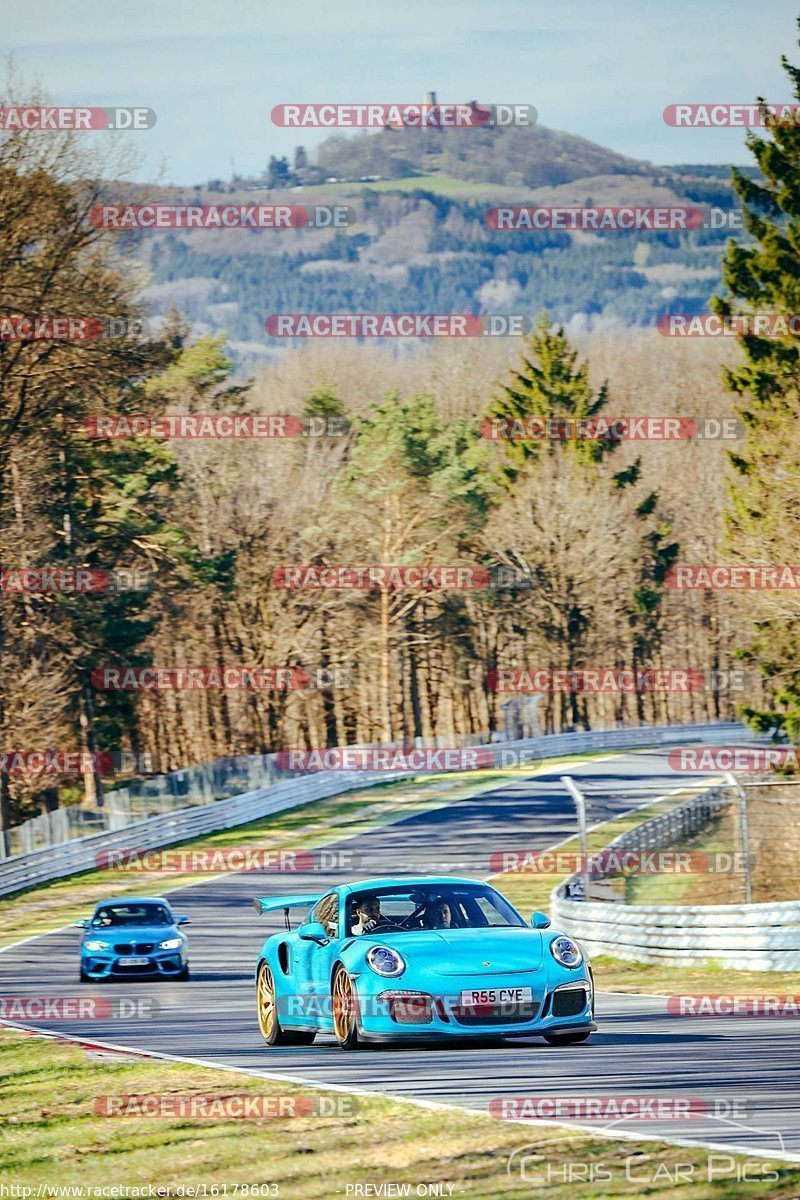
[460,986,532,1007]
[117,956,150,966]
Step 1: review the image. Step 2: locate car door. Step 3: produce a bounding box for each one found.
[304,891,342,1026]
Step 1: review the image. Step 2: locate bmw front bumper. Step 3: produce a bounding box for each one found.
[81,949,187,979]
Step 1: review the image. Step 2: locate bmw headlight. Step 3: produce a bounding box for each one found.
[550,935,583,968]
[366,946,406,977]
[159,938,183,951]
[84,939,111,952]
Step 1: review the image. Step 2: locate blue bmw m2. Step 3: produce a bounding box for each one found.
[76,897,191,981]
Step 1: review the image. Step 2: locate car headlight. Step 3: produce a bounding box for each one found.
[84,939,111,952]
[159,938,183,950]
[550,935,583,968]
[366,946,406,977]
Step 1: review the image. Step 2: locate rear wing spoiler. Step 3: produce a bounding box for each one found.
[253,894,321,917]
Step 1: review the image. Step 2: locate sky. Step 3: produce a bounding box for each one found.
[5,0,799,183]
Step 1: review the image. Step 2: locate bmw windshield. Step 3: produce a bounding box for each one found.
[91,903,173,928]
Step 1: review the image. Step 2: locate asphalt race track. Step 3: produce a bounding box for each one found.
[2,747,797,1161]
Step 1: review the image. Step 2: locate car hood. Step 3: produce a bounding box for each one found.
[363,928,545,974]
[83,926,179,944]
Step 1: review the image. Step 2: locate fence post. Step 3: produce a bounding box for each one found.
[724,771,752,904]
[561,775,590,900]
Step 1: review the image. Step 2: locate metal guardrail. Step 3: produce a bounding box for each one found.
[3,750,377,856]
[0,721,746,899]
[592,785,730,864]
[552,778,800,971]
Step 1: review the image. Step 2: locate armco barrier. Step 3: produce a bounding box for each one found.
[0,721,745,898]
[552,778,800,971]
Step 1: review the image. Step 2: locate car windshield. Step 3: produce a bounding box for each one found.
[91,903,173,928]
[347,885,525,934]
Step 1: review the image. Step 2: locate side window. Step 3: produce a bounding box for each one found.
[472,896,503,926]
[311,893,339,938]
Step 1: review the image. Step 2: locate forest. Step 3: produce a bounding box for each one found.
[2,68,799,834]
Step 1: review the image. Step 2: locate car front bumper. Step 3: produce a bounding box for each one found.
[81,949,187,979]
[354,976,594,1040]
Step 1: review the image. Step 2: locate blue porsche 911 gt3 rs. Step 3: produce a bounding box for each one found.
[76,897,191,981]
[253,876,595,1049]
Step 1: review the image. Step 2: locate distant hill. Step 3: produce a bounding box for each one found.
[118,123,750,370]
[313,121,652,188]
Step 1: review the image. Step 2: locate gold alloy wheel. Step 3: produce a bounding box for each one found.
[332,967,355,1044]
[257,963,277,1041]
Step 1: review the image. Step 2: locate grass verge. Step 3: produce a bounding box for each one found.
[1,1027,797,1198]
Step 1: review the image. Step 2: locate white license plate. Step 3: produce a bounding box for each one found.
[117,956,150,966]
[460,986,533,1007]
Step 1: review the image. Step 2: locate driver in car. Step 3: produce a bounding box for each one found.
[351,896,390,936]
[423,898,452,929]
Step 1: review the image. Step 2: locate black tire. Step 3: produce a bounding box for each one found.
[179,965,190,981]
[543,1030,591,1046]
[256,962,316,1046]
[79,967,90,982]
[331,964,361,1050]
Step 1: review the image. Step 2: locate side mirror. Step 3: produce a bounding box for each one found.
[298,920,329,945]
[177,915,190,926]
[74,918,89,928]
[530,911,551,930]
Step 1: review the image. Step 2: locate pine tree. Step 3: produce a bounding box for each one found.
[486,314,618,473]
[483,316,677,731]
[715,22,800,738]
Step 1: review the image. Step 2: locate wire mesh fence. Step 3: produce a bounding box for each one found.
[569,778,800,907]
